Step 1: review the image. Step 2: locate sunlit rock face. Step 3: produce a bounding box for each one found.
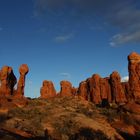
[87,74,102,105]
[16,64,29,97]
[60,80,73,96]
[110,71,127,104]
[40,80,56,99]
[128,52,140,101]
[0,66,17,96]
[78,81,89,100]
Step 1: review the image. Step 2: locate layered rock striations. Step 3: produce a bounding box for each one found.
[40,80,56,99]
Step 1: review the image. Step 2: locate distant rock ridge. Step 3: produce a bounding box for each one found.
[0,52,140,106]
[39,52,140,106]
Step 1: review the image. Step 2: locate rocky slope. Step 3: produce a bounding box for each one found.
[0,96,140,140]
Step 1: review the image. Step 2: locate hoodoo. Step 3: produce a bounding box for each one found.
[16,64,29,97]
[128,52,140,101]
[0,66,17,96]
[40,80,56,99]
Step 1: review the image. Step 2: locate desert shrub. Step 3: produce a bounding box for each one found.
[100,108,118,122]
[70,127,110,140]
[75,106,94,118]
[122,114,136,125]
[27,99,47,107]
[8,107,45,120]
[136,131,140,138]
[0,114,8,123]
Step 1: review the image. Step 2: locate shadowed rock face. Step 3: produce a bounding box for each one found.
[60,81,73,96]
[40,80,56,99]
[0,66,17,96]
[128,52,140,101]
[16,64,29,97]
[88,74,102,104]
[110,71,127,104]
[100,77,112,103]
[72,87,78,95]
[121,82,131,101]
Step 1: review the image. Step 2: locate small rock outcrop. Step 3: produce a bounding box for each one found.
[40,80,56,99]
[16,64,29,97]
[0,66,17,96]
[60,81,73,96]
[88,74,102,104]
[128,52,140,101]
[110,71,127,104]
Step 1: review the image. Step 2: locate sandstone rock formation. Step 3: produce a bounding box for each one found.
[88,74,102,104]
[100,77,112,103]
[40,80,56,99]
[110,71,127,104]
[60,81,73,96]
[0,66,17,96]
[128,52,140,101]
[16,64,29,97]
[121,82,130,101]
[72,87,78,95]
[78,81,89,100]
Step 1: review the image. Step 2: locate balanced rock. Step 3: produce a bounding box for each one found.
[60,81,73,96]
[16,64,29,97]
[88,74,101,104]
[128,52,140,100]
[110,71,127,104]
[40,80,56,99]
[0,66,17,96]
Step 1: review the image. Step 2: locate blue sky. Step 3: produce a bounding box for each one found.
[0,0,140,97]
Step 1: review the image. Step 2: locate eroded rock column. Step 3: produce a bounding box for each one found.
[100,77,112,103]
[78,81,89,100]
[0,66,17,96]
[60,81,73,96]
[40,80,56,99]
[128,52,140,100]
[88,74,102,104]
[16,64,29,97]
[110,71,127,104]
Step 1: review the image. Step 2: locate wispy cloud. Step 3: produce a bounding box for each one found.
[34,0,140,46]
[121,76,129,82]
[109,5,140,46]
[110,31,140,47]
[59,73,71,79]
[54,33,73,42]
